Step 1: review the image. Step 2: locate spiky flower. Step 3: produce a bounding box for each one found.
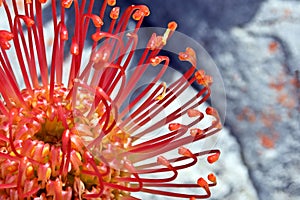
[0,0,222,199]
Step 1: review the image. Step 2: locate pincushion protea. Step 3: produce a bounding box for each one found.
[0,0,222,199]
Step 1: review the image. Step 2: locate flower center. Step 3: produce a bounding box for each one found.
[17,85,72,144]
[1,84,134,198]
[34,116,65,144]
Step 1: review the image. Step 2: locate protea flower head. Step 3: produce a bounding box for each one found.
[0,0,223,199]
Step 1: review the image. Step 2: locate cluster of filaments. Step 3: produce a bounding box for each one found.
[0,0,222,199]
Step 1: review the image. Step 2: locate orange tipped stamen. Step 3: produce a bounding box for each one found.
[195,70,213,86]
[168,21,178,31]
[107,0,116,6]
[110,7,120,19]
[207,152,220,164]
[197,177,209,189]
[178,147,193,157]
[157,156,171,167]
[169,123,182,131]
[19,15,35,27]
[187,109,202,117]
[206,106,219,117]
[179,47,197,66]
[190,128,204,137]
[208,173,217,184]
[61,0,73,8]
[0,30,14,40]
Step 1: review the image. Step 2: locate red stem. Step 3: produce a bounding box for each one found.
[35,0,48,85]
